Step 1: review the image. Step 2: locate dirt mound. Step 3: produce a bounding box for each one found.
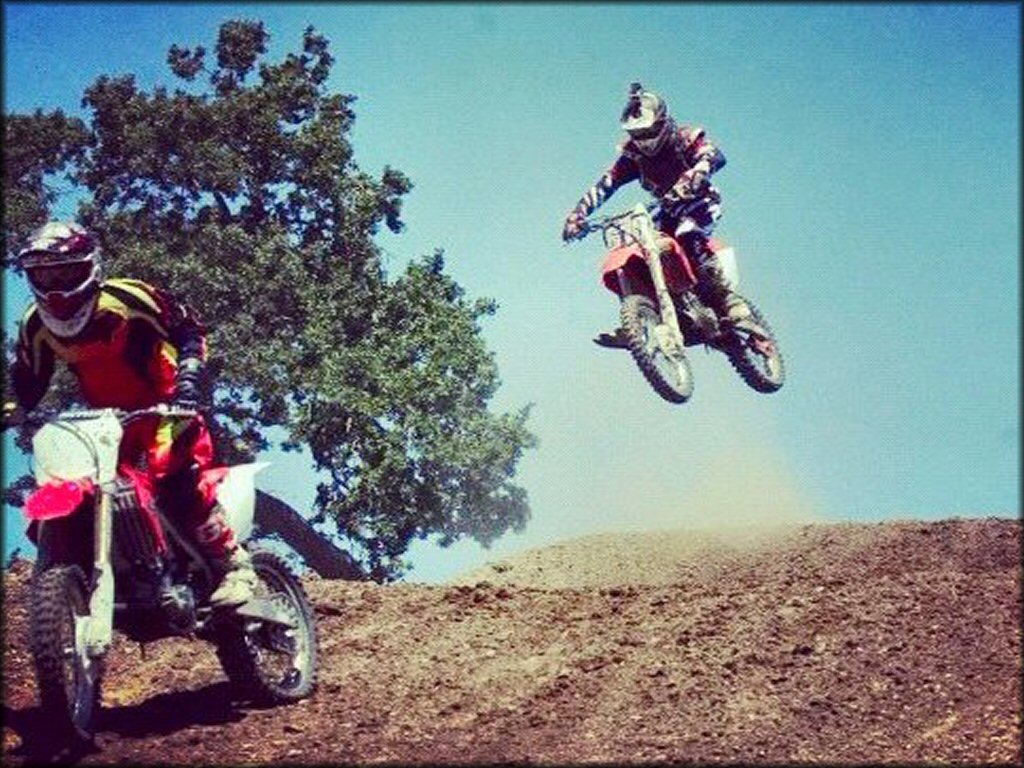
[3,517,1021,764]
[450,523,820,589]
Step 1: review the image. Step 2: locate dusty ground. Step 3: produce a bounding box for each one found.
[2,516,1021,765]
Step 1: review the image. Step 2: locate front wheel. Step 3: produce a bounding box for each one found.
[29,565,102,742]
[214,548,317,705]
[724,295,786,393]
[620,293,694,404]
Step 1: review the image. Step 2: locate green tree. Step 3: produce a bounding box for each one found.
[3,19,535,581]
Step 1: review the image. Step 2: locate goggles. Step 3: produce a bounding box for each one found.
[27,260,94,294]
[626,118,667,140]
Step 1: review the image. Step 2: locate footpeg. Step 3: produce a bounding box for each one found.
[593,330,628,349]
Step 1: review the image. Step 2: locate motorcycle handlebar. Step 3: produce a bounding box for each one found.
[123,405,200,421]
[18,404,200,430]
[577,199,664,238]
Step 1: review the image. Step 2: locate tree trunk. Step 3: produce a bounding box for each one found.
[253,490,365,580]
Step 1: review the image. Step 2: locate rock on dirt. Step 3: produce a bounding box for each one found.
[3,517,1021,764]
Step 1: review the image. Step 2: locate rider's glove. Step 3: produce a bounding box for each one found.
[562,211,587,243]
[2,400,25,431]
[672,160,713,200]
[173,357,203,409]
[674,168,710,201]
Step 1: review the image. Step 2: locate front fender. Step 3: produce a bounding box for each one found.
[25,479,96,522]
[29,487,96,572]
[599,240,697,298]
[600,244,646,296]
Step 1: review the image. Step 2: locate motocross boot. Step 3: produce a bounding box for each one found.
[594,328,628,349]
[209,545,258,607]
[691,240,751,325]
[194,500,258,607]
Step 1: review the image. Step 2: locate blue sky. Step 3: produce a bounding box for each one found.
[3,3,1020,581]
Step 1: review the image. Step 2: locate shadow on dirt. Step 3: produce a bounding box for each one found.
[102,681,246,737]
[4,705,101,764]
[5,682,245,763]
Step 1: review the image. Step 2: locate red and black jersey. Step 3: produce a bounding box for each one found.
[572,121,727,216]
[10,278,207,411]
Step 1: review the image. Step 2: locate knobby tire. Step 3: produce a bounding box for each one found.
[214,548,318,705]
[620,293,694,404]
[724,295,786,393]
[29,565,101,742]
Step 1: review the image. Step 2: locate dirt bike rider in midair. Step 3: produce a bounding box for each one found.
[562,82,752,345]
[3,221,257,607]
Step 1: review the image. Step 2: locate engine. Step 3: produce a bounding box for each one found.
[111,480,162,566]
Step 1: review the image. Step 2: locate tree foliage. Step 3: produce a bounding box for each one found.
[3,19,535,580]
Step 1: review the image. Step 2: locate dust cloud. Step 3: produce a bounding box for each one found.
[452,429,827,587]
[601,437,824,537]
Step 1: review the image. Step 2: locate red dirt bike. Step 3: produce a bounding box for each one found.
[16,405,317,744]
[573,200,785,403]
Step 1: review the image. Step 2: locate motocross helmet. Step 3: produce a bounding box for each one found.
[18,221,102,337]
[620,82,671,157]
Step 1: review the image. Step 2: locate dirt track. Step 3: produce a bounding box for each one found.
[3,517,1021,764]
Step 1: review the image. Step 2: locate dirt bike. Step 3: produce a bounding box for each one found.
[574,200,785,403]
[18,405,317,743]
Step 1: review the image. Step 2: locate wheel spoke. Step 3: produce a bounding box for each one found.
[215,550,316,703]
[724,298,785,393]
[250,581,307,684]
[620,295,694,404]
[749,335,776,359]
[654,353,679,386]
[642,323,658,356]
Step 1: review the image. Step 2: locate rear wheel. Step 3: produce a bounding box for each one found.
[214,549,317,704]
[725,295,785,393]
[620,293,694,404]
[29,565,102,742]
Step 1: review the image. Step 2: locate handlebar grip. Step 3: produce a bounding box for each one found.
[121,405,200,422]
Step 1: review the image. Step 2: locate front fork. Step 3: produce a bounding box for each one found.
[81,487,116,658]
[640,220,685,357]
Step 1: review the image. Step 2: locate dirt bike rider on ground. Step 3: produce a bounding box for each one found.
[562,82,752,346]
[3,221,257,607]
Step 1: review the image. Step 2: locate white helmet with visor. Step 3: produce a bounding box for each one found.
[18,221,102,337]
[620,82,672,157]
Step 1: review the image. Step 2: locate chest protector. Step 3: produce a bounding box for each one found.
[36,285,179,408]
[621,119,694,197]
